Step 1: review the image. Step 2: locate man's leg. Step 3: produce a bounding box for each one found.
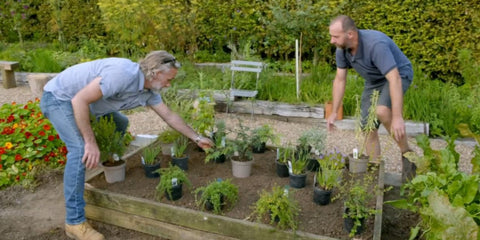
[365,129,381,161]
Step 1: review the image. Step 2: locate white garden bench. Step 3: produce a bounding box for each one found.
[0,61,19,89]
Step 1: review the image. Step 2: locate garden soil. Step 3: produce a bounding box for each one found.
[0,84,475,240]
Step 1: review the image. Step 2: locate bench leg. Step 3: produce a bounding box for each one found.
[2,69,17,89]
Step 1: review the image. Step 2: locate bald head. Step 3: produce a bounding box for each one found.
[330,15,358,33]
[329,15,358,50]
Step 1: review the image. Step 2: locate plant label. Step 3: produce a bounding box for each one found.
[172,178,178,186]
[353,148,358,159]
[141,156,145,165]
[288,161,293,174]
[276,148,279,160]
[113,153,120,161]
[221,137,226,147]
[171,146,174,157]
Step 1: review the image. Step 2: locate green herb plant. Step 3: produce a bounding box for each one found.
[297,128,326,156]
[354,90,379,159]
[230,120,253,162]
[205,120,233,163]
[289,150,308,175]
[91,115,129,165]
[194,178,239,214]
[251,185,299,230]
[315,151,345,191]
[277,145,294,164]
[250,124,279,151]
[172,135,189,158]
[191,91,216,136]
[158,129,181,144]
[142,145,161,165]
[155,164,191,200]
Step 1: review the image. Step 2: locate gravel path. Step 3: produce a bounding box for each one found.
[1,83,475,175]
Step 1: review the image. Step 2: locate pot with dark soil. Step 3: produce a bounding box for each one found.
[194,179,238,214]
[171,136,189,171]
[288,151,308,188]
[141,146,162,178]
[155,165,191,201]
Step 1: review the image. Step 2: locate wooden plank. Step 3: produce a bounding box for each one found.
[84,185,338,240]
[85,204,239,240]
[0,61,19,71]
[373,160,385,240]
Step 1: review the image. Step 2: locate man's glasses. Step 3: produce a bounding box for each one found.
[163,58,181,68]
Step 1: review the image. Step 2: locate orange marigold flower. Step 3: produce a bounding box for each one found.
[15,154,22,161]
[23,105,28,109]
[35,98,40,102]
[12,123,19,129]
[37,112,43,118]
[39,131,46,136]
[11,101,16,105]
[5,142,13,149]
[43,124,51,130]
[28,100,33,104]
[48,135,55,141]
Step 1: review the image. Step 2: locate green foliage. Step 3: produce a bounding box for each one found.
[289,150,308,175]
[155,164,191,200]
[297,128,326,156]
[91,115,129,164]
[142,145,161,165]
[191,91,215,136]
[158,129,181,144]
[250,124,279,149]
[252,185,299,230]
[230,120,253,162]
[194,179,239,214]
[386,134,480,239]
[277,145,294,164]
[204,120,233,163]
[172,135,189,158]
[338,170,377,237]
[354,90,379,157]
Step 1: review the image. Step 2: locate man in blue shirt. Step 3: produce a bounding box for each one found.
[326,15,415,183]
[40,50,214,240]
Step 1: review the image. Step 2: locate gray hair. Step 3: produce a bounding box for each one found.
[331,15,358,32]
[139,50,180,81]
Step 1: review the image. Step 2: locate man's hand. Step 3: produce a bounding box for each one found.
[82,142,101,169]
[391,116,406,142]
[326,112,338,132]
[196,137,215,150]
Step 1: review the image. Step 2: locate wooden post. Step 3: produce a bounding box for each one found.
[0,61,19,89]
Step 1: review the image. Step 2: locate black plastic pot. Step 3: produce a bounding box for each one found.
[172,155,188,171]
[143,162,161,178]
[213,154,226,164]
[313,186,332,205]
[165,183,183,201]
[306,158,319,172]
[252,142,266,153]
[343,208,365,235]
[289,173,306,188]
[275,160,289,178]
[205,194,225,211]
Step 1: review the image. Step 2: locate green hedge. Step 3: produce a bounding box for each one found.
[1,0,479,83]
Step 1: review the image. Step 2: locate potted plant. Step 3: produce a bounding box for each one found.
[230,122,254,178]
[336,170,377,237]
[193,178,239,214]
[92,115,130,183]
[204,120,232,164]
[141,145,162,178]
[171,135,189,171]
[191,91,216,151]
[275,146,294,178]
[288,150,308,188]
[158,129,181,156]
[350,91,379,173]
[252,185,299,230]
[155,164,191,201]
[250,124,279,153]
[297,128,326,171]
[313,151,345,205]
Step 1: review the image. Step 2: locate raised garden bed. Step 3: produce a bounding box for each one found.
[84,141,413,240]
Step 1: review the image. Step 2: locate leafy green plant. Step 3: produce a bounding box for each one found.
[251,185,299,230]
[0,99,66,189]
[277,145,294,164]
[230,121,253,162]
[158,129,181,144]
[142,145,161,165]
[354,90,379,158]
[315,151,346,190]
[191,91,216,136]
[155,164,191,200]
[337,170,377,237]
[193,178,238,214]
[297,128,326,156]
[172,135,189,158]
[289,150,308,175]
[386,134,480,240]
[250,124,279,151]
[91,115,129,165]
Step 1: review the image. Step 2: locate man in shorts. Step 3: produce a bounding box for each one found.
[325,15,415,183]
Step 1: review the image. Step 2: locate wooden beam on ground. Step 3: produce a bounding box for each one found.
[84,184,338,240]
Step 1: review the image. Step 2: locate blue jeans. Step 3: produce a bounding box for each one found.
[40,91,128,225]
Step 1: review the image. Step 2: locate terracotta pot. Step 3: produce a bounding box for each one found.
[324,101,343,120]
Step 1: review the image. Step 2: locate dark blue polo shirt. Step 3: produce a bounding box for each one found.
[336,30,413,88]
